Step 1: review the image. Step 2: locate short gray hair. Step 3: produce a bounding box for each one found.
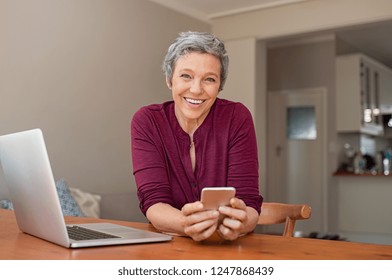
[163,31,229,91]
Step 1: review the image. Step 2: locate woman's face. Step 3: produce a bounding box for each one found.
[169,52,221,129]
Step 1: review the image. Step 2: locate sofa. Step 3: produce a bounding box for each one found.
[98,191,148,223]
[0,178,148,223]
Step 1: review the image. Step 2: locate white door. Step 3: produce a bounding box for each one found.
[267,88,327,234]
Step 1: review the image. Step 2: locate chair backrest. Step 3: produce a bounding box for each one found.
[258,202,311,237]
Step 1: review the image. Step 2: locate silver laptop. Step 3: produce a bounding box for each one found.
[0,128,172,248]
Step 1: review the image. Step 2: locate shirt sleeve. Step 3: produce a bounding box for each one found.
[130,108,174,215]
[227,103,263,214]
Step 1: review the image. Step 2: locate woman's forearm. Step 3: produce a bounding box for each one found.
[242,206,259,234]
[146,203,187,236]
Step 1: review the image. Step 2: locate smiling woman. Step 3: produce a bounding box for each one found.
[170,52,221,138]
[130,31,263,242]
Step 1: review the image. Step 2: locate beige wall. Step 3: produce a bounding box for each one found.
[223,38,258,115]
[0,0,209,196]
[222,38,268,196]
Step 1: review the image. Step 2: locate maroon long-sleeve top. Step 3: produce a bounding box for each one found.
[131,98,263,216]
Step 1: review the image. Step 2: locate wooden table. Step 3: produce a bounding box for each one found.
[1,209,391,260]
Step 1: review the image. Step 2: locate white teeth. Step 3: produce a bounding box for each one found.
[185,98,204,104]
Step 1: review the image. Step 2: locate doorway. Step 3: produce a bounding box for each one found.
[266,87,327,234]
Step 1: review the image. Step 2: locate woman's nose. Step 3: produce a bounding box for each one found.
[190,79,202,94]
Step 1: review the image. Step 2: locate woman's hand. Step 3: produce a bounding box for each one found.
[216,197,258,241]
[146,200,258,242]
[181,201,220,241]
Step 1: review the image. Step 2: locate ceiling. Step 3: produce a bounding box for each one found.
[335,21,392,68]
[148,0,392,68]
[149,0,310,22]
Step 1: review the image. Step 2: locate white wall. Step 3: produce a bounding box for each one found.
[0,0,210,196]
[267,40,337,232]
[211,0,392,236]
[212,0,392,41]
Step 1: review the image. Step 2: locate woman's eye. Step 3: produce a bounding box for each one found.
[206,77,216,83]
[180,74,191,79]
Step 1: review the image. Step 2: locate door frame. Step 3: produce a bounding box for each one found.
[266,87,328,232]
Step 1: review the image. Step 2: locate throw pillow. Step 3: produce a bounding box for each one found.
[0,199,13,210]
[69,187,101,218]
[55,178,84,217]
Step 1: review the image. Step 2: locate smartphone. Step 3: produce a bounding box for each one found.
[201,187,236,210]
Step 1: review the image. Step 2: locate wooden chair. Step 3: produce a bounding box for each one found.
[258,202,311,237]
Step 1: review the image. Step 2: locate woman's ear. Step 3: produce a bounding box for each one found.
[166,79,172,90]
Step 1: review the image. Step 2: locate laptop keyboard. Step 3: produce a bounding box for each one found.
[67,225,120,240]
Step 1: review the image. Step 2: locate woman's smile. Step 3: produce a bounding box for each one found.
[184,97,206,105]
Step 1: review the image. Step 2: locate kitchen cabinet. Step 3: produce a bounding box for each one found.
[379,63,392,114]
[336,53,392,136]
